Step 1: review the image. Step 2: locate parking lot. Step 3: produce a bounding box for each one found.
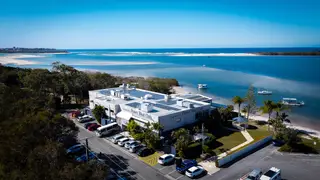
[68,111,211,180]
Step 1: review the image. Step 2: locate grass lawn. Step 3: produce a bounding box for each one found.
[301,137,320,153]
[139,152,162,166]
[247,124,271,141]
[211,130,246,155]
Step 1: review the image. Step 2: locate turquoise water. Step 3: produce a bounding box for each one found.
[6,48,320,130]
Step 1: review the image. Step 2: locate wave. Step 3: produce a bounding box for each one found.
[65,60,158,66]
[77,52,258,57]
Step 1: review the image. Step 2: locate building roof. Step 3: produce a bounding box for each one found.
[90,87,210,117]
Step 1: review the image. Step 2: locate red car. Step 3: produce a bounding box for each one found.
[87,123,101,131]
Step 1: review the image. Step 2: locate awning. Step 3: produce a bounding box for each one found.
[116,111,132,121]
[232,117,248,123]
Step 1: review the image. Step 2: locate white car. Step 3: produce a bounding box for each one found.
[124,140,139,149]
[158,154,175,165]
[110,134,124,144]
[77,115,93,123]
[117,137,130,146]
[185,166,205,178]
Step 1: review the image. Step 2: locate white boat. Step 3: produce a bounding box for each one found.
[282,98,305,106]
[257,90,272,95]
[198,84,208,89]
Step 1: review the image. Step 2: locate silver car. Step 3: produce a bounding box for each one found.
[110,134,124,144]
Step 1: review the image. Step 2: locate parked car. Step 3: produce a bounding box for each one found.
[66,144,84,154]
[185,166,205,178]
[158,154,175,165]
[136,147,154,157]
[124,140,139,149]
[117,137,130,146]
[129,144,145,153]
[111,134,125,144]
[84,122,96,129]
[77,115,93,123]
[88,123,101,131]
[176,159,197,174]
[242,169,262,180]
[259,167,281,180]
[76,152,96,162]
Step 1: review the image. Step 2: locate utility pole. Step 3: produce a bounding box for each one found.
[85,138,89,163]
[201,123,204,154]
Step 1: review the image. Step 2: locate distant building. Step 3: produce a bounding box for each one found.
[89,84,212,132]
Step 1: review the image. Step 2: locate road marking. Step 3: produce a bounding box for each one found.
[159,166,169,171]
[74,122,147,180]
[176,175,184,180]
[165,174,177,180]
[168,170,176,175]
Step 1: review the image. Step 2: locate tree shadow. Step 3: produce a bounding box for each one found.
[98,153,138,180]
[246,124,258,130]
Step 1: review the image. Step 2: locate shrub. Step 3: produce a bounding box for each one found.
[184,142,202,159]
[279,144,293,152]
[132,133,145,141]
[202,145,211,154]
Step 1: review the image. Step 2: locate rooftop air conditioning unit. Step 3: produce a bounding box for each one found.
[144,94,153,100]
[177,99,183,106]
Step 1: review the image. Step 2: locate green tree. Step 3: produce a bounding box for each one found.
[232,96,245,117]
[171,128,192,157]
[127,119,140,135]
[245,85,256,119]
[92,105,105,124]
[218,105,234,124]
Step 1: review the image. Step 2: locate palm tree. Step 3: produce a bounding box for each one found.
[274,101,288,118]
[260,100,276,121]
[232,96,245,117]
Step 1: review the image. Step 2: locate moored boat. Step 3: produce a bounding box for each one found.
[282,98,305,106]
[198,84,208,89]
[257,90,272,95]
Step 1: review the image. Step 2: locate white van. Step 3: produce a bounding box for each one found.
[96,123,119,137]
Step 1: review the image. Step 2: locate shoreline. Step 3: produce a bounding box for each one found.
[0,54,43,65]
[172,86,320,138]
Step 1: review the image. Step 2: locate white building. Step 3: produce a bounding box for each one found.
[89,84,212,132]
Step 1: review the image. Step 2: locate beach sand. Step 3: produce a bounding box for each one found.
[0,54,43,65]
[172,86,320,138]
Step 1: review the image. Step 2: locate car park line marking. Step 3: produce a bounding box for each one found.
[159,166,169,171]
[165,174,177,180]
[73,122,147,180]
[87,139,147,180]
[175,175,184,180]
[168,170,177,175]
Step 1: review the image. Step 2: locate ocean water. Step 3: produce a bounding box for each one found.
[6,48,320,130]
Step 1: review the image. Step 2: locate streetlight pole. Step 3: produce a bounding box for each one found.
[202,123,204,155]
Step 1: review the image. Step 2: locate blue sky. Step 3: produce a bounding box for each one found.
[1,0,320,48]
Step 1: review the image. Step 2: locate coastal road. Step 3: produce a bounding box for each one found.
[210,144,320,180]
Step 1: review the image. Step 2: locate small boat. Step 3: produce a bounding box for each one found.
[257,89,272,95]
[202,64,206,67]
[198,84,208,89]
[282,98,305,106]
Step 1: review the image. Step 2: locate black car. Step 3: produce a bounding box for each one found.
[84,122,96,129]
[136,147,154,157]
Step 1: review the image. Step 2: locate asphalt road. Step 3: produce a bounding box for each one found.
[77,125,169,180]
[211,144,320,180]
[73,116,320,180]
